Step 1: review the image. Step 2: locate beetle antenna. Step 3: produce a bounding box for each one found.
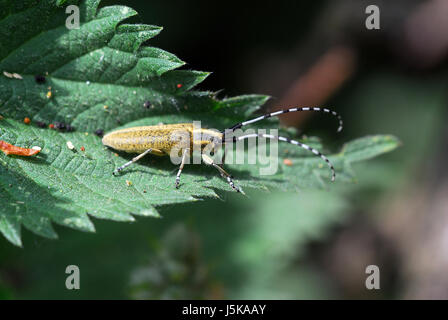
[231,133,336,182]
[227,107,343,133]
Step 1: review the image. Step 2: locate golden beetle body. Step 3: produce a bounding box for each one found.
[102,123,223,156]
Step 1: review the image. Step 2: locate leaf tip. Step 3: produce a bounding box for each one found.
[140,208,162,218]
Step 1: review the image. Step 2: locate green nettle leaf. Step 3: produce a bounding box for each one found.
[0,0,399,246]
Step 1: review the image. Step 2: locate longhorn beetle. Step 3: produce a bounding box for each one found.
[102,107,343,193]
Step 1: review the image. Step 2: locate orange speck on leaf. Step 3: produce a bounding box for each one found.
[24,117,31,124]
[283,158,293,166]
[176,83,183,88]
[49,123,55,129]
[0,140,41,156]
[80,146,85,152]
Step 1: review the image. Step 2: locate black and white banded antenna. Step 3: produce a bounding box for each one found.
[223,107,342,182]
[227,107,343,133]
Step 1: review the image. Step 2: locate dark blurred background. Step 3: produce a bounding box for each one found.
[1,0,448,299]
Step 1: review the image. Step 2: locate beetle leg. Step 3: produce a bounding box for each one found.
[175,148,189,189]
[201,154,244,194]
[113,148,153,175]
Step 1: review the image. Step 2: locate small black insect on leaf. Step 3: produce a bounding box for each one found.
[35,75,46,84]
[94,129,104,137]
[143,101,152,109]
[52,121,74,132]
[54,122,66,130]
